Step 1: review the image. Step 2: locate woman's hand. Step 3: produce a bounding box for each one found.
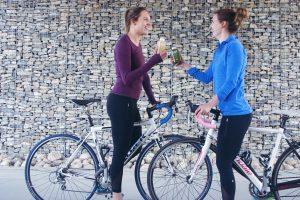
[177,61,190,69]
[195,95,219,117]
[170,56,190,69]
[195,103,212,117]
[159,50,167,60]
[154,47,167,60]
[151,100,161,106]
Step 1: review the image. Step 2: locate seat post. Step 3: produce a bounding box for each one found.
[280,114,289,128]
[85,106,94,127]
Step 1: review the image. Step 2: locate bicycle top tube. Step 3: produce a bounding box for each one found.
[194,109,286,135]
[271,109,300,118]
[146,95,178,126]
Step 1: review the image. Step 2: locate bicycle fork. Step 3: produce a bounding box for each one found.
[156,137,176,174]
[188,128,215,183]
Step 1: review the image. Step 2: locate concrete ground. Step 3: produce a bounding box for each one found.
[0,166,253,200]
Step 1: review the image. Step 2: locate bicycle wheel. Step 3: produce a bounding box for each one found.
[25,134,99,200]
[134,134,184,200]
[147,138,212,200]
[272,142,300,199]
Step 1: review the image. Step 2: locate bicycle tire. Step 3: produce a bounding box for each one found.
[134,134,184,200]
[147,137,213,200]
[25,133,99,200]
[272,142,300,199]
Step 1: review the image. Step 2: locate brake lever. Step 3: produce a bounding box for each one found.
[175,105,178,113]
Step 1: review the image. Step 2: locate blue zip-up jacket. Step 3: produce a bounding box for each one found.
[187,35,252,116]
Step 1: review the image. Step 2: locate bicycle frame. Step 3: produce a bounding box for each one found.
[61,118,160,171]
[245,126,286,193]
[188,119,287,194]
[60,97,178,181]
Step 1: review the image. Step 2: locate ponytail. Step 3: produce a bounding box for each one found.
[214,8,248,33]
[234,8,248,29]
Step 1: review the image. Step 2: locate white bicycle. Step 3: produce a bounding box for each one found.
[147,101,300,200]
[24,96,183,200]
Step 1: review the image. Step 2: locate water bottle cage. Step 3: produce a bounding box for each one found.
[239,150,252,166]
[259,153,270,168]
[100,146,110,161]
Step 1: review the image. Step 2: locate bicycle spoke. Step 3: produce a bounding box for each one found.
[68,182,81,200]
[68,179,86,199]
[30,173,51,183]
[25,134,97,200]
[149,139,213,200]
[54,184,60,200]
[46,183,56,200]
[72,177,94,189]
[39,181,54,198]
[65,184,73,200]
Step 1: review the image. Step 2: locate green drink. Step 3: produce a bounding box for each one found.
[172,47,182,65]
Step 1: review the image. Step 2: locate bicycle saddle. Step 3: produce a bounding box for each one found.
[71,98,102,106]
[271,110,300,118]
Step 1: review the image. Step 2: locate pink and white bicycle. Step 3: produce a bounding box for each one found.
[147,101,300,200]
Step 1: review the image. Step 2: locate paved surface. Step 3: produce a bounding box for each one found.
[0,166,253,200]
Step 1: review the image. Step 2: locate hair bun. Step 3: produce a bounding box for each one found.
[235,8,248,27]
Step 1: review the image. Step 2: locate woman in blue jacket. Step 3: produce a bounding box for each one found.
[179,8,252,200]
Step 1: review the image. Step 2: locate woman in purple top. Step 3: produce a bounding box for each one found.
[106,7,166,200]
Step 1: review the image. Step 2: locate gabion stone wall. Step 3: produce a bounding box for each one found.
[0,1,299,165]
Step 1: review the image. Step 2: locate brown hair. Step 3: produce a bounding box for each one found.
[214,8,248,33]
[125,7,147,33]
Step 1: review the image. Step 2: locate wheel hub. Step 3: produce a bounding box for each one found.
[49,169,67,190]
[186,175,193,184]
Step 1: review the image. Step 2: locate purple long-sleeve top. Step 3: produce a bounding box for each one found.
[111,34,162,104]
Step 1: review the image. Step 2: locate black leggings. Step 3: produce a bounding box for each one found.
[216,113,252,200]
[106,93,142,193]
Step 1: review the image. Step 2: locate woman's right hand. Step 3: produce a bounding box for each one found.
[159,50,167,60]
[154,47,167,60]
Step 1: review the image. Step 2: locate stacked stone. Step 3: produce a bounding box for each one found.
[0,0,299,168]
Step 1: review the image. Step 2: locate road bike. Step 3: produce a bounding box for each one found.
[24,95,182,200]
[147,101,300,200]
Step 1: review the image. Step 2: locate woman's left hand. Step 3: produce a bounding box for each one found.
[152,101,160,106]
[195,95,218,117]
[195,103,212,117]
